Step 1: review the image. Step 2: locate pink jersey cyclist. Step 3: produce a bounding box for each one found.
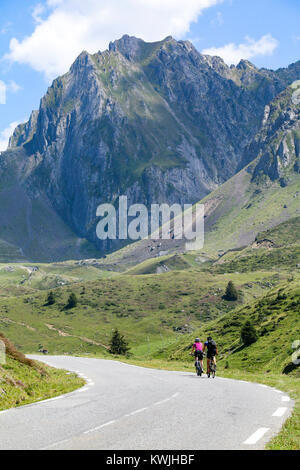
[193,341,203,352]
[192,339,204,362]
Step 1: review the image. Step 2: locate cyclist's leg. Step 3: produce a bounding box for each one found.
[199,352,203,371]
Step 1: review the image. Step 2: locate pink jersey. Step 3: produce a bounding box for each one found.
[193,342,203,352]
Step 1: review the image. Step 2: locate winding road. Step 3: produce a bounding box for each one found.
[0,356,294,450]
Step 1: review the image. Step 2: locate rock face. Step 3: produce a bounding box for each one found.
[245,80,300,184]
[1,35,300,260]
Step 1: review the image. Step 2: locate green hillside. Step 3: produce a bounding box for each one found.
[256,217,300,246]
[165,282,299,375]
[206,217,300,274]
[0,268,277,356]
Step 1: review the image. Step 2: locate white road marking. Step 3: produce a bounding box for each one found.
[154,392,179,406]
[282,396,290,402]
[154,398,171,406]
[272,407,288,417]
[244,428,270,445]
[42,437,73,450]
[15,392,75,409]
[130,408,148,416]
[0,410,10,415]
[84,421,116,434]
[43,396,63,402]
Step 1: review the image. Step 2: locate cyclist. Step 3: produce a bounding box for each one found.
[203,337,218,376]
[191,338,204,371]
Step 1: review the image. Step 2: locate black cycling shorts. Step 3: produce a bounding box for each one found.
[207,353,216,360]
[194,351,203,360]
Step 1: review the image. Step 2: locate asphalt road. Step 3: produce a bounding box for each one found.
[0,356,294,450]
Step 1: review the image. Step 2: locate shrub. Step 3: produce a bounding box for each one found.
[109,329,130,356]
[46,291,55,306]
[66,293,78,310]
[241,321,258,346]
[224,281,238,301]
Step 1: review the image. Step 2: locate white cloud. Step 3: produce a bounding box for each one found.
[0,121,22,152]
[8,80,22,93]
[0,80,22,105]
[4,0,222,80]
[202,34,279,65]
[0,81,6,104]
[32,3,47,24]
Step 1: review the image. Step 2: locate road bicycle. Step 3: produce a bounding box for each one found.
[190,353,203,377]
[195,358,203,377]
[207,357,216,379]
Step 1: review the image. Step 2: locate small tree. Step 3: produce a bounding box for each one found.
[109,329,130,356]
[46,291,55,306]
[224,281,238,301]
[66,292,78,310]
[241,321,258,346]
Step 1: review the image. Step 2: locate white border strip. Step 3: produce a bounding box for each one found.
[244,428,270,445]
[272,407,287,417]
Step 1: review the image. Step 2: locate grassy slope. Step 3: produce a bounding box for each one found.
[165,282,300,372]
[209,217,300,274]
[0,333,84,411]
[0,261,111,297]
[201,169,300,256]
[0,267,283,357]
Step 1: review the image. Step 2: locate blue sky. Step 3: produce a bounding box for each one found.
[0,0,299,150]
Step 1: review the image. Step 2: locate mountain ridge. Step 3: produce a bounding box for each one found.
[1,35,300,261]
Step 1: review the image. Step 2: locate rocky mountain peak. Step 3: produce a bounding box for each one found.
[109,35,145,61]
[70,50,95,73]
[236,59,257,70]
[108,34,177,63]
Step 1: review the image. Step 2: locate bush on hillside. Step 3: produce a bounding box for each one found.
[224,281,238,301]
[46,291,55,306]
[109,329,130,356]
[66,293,78,310]
[241,321,258,346]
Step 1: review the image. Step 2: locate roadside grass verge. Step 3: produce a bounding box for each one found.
[0,334,84,411]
